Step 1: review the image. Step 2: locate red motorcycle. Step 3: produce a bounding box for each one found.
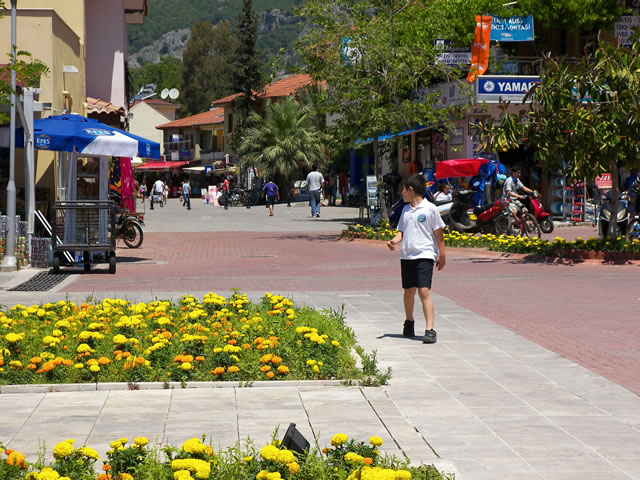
[521,191,554,233]
[449,190,512,235]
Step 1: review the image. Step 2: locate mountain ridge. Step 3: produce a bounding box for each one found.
[127,0,303,66]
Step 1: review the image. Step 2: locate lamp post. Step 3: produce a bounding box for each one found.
[1,0,18,271]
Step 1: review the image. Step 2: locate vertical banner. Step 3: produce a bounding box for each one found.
[467,15,492,83]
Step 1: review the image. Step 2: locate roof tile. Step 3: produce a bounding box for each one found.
[211,74,319,107]
[156,107,224,129]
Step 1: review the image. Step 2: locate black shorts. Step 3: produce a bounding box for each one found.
[266,195,276,206]
[401,258,435,289]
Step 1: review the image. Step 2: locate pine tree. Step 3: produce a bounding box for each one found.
[232,0,263,136]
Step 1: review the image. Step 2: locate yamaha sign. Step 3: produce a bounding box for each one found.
[476,75,539,103]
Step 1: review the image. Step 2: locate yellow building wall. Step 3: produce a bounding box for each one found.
[0,9,84,197]
[130,103,177,155]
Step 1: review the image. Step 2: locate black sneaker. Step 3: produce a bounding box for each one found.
[316,213,320,218]
[402,320,415,337]
[422,329,437,344]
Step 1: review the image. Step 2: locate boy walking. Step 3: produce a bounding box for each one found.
[387,174,446,343]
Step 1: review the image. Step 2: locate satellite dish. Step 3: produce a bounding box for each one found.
[161,88,170,99]
[169,88,180,100]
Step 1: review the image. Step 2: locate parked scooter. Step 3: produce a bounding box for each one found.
[449,190,512,235]
[115,209,144,248]
[521,191,554,233]
[598,189,630,238]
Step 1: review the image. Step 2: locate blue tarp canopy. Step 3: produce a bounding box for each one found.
[14,114,160,159]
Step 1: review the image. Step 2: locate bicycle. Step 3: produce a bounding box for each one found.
[506,199,542,239]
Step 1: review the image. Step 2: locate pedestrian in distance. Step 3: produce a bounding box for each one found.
[150,178,164,210]
[387,173,446,344]
[306,165,325,218]
[262,179,280,216]
[182,179,191,210]
[222,176,230,210]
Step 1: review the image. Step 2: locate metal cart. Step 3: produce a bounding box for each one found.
[52,200,117,273]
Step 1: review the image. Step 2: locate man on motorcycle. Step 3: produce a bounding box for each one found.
[626,170,640,238]
[503,168,533,200]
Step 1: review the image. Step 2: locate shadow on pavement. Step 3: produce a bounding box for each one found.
[263,233,341,242]
[377,333,425,342]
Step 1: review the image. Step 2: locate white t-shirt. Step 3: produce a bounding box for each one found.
[306,171,325,192]
[503,176,524,197]
[434,191,452,202]
[397,198,446,260]
[153,179,164,193]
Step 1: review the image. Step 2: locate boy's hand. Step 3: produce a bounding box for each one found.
[387,240,397,250]
[436,255,446,270]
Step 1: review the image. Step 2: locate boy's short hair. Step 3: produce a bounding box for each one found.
[403,174,427,197]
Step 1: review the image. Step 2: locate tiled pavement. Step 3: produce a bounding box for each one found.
[0,200,639,478]
[0,291,639,479]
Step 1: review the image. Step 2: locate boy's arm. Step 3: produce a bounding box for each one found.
[387,231,403,251]
[434,228,446,270]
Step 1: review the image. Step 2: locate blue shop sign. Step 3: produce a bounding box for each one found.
[490,15,534,42]
[476,75,539,102]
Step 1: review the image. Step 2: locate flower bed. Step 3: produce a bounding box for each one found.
[0,292,381,386]
[341,224,640,258]
[0,433,449,480]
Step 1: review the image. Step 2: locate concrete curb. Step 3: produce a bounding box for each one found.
[0,379,347,394]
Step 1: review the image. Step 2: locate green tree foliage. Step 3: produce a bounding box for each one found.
[478,36,640,236]
[296,0,475,221]
[129,56,181,97]
[181,20,239,117]
[232,0,264,132]
[237,96,322,201]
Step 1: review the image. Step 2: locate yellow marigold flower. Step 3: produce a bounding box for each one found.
[89,365,100,373]
[312,365,320,373]
[120,474,134,480]
[112,334,128,345]
[174,471,194,480]
[259,444,280,462]
[242,455,253,462]
[182,438,206,455]
[227,365,240,373]
[395,470,412,479]
[78,446,100,459]
[53,440,74,458]
[369,436,383,447]
[134,437,149,447]
[171,458,211,479]
[331,433,348,446]
[277,449,295,464]
[5,332,25,343]
[277,365,289,374]
[259,353,273,363]
[331,340,340,347]
[110,441,122,449]
[179,362,192,370]
[119,438,128,445]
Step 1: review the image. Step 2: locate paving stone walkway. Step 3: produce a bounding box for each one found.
[0,290,639,479]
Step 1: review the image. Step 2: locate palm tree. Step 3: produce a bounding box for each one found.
[238,96,323,203]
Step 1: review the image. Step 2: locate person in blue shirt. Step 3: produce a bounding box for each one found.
[262,179,280,216]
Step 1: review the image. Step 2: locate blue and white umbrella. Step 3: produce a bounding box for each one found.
[14,114,160,159]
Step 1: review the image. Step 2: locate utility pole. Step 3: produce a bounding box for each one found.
[1,0,18,271]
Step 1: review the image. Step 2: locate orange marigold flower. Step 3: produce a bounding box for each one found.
[260,365,271,372]
[135,356,146,366]
[228,339,237,345]
[53,357,63,366]
[41,361,55,373]
[173,354,183,363]
[62,359,74,367]
[271,356,282,364]
[277,365,289,374]
[98,357,111,365]
[242,343,251,349]
[212,367,225,375]
[259,354,273,363]
[195,356,205,362]
[6,451,26,468]
[266,371,275,379]
[113,350,123,356]
[363,457,373,465]
[183,355,194,363]
[254,337,264,344]
[102,464,112,471]
[30,356,42,364]
[122,352,131,358]
[36,369,44,374]
[162,331,172,339]
[26,364,37,370]
[227,366,240,373]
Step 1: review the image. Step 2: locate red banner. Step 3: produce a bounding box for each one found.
[467,15,492,83]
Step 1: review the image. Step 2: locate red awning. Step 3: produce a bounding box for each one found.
[134,161,189,171]
[435,158,489,179]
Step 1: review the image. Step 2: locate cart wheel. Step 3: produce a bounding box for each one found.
[109,255,116,274]
[52,255,60,274]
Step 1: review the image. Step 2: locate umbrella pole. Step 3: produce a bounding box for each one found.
[1,0,18,271]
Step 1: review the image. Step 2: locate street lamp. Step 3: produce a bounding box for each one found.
[1,0,18,271]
